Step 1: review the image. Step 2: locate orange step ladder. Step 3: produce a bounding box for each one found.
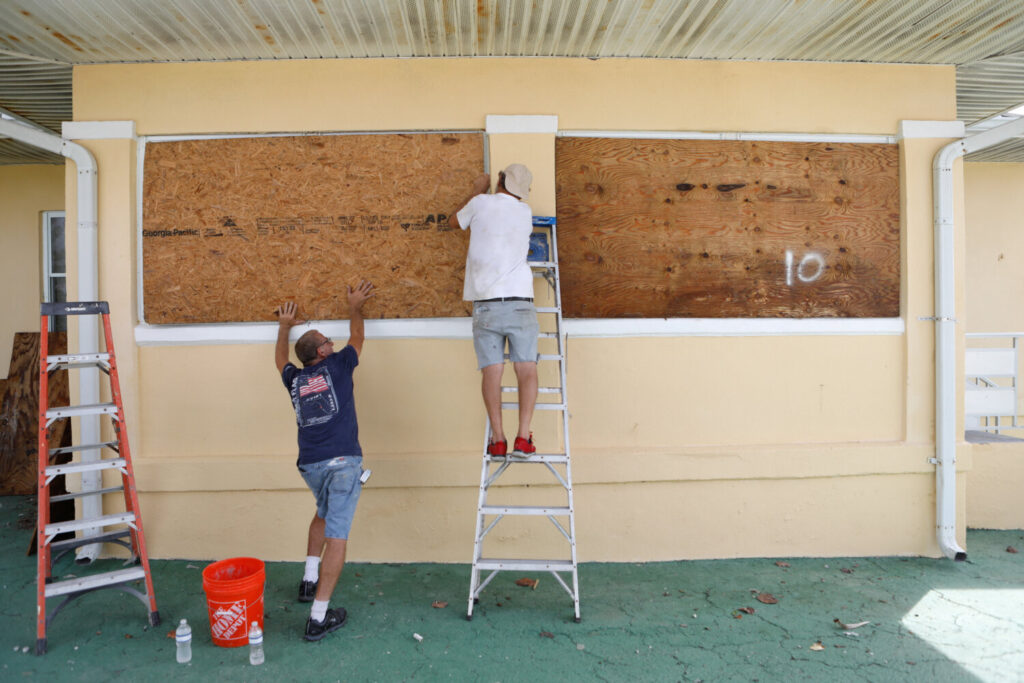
[36,301,159,655]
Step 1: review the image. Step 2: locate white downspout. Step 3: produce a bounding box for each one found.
[933,115,1024,560]
[0,118,103,563]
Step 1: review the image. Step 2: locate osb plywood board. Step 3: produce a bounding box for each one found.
[142,133,484,323]
[555,138,900,318]
[0,332,68,496]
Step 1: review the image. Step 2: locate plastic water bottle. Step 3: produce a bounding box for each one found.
[175,618,192,664]
[248,621,264,665]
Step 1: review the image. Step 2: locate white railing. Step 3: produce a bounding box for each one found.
[965,333,1022,433]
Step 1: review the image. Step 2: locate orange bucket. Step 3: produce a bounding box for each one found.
[201,557,265,648]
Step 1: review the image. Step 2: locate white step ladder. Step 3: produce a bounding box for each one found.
[467,217,580,622]
[36,301,160,655]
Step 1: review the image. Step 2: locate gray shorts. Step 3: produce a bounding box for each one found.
[298,455,363,540]
[472,300,539,369]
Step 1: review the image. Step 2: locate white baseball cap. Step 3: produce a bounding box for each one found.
[501,163,532,201]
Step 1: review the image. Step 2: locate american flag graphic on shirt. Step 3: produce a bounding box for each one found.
[290,367,339,428]
[299,374,329,397]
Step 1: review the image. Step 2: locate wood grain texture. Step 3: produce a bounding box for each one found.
[0,332,68,496]
[142,133,485,323]
[555,138,900,318]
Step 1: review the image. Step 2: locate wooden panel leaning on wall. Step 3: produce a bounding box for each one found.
[0,332,69,496]
[142,133,485,323]
[555,138,900,318]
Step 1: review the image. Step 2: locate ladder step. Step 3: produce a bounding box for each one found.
[502,386,562,394]
[501,353,562,362]
[47,353,111,371]
[46,403,119,420]
[45,511,135,537]
[486,454,569,464]
[476,558,575,572]
[50,529,132,553]
[480,505,572,516]
[47,353,111,365]
[45,567,147,598]
[529,261,557,268]
[535,307,559,314]
[501,402,566,411]
[49,528,132,552]
[50,485,125,503]
[46,458,127,477]
[50,441,120,456]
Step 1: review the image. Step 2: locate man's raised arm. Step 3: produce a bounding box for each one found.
[346,281,375,357]
[275,302,302,373]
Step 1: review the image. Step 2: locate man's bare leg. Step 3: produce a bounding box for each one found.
[513,361,538,439]
[481,363,506,444]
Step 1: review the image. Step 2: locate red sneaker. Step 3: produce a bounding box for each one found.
[487,440,507,457]
[512,434,536,458]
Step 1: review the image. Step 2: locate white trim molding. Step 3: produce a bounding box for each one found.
[898,120,965,140]
[135,317,904,346]
[560,130,895,144]
[486,115,559,134]
[62,120,136,140]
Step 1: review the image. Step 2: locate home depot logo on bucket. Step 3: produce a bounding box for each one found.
[210,599,249,640]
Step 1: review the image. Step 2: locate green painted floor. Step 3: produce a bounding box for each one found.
[2,494,1023,682]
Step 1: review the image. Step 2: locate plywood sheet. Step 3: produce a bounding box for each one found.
[0,332,68,496]
[555,138,900,318]
[142,133,485,323]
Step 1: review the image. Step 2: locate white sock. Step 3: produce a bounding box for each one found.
[303,556,321,582]
[310,599,329,623]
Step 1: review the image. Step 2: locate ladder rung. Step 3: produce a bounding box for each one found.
[480,505,571,516]
[535,307,559,314]
[45,511,135,537]
[501,402,566,411]
[47,353,111,372]
[50,441,120,456]
[538,332,558,338]
[47,353,111,364]
[501,353,562,362]
[44,567,146,598]
[50,529,132,554]
[502,386,561,394]
[529,261,557,269]
[475,558,575,572]
[46,458,127,477]
[46,403,119,420]
[486,454,568,464]
[50,485,125,503]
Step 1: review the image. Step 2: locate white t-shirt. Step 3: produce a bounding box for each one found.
[457,193,533,301]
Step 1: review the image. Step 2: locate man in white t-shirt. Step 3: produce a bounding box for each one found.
[448,164,538,458]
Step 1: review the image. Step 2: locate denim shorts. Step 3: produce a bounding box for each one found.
[298,455,363,540]
[472,301,539,369]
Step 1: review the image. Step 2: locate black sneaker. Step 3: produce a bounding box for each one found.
[298,580,317,603]
[304,607,347,642]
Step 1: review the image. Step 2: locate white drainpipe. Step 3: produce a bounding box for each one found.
[933,115,1024,560]
[0,118,103,562]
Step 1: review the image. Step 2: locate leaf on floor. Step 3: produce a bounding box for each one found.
[810,641,825,651]
[431,601,448,609]
[755,592,778,604]
[834,618,870,630]
[515,578,539,590]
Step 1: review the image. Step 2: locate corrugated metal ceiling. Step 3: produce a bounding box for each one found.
[0,0,1022,164]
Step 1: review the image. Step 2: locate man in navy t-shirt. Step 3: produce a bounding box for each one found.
[274,280,374,642]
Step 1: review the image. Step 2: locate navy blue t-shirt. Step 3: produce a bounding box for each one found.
[281,344,362,466]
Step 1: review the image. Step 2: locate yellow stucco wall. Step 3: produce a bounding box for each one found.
[66,58,967,562]
[964,162,1024,528]
[0,164,64,376]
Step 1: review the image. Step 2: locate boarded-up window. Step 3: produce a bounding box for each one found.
[141,133,484,324]
[555,137,900,318]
